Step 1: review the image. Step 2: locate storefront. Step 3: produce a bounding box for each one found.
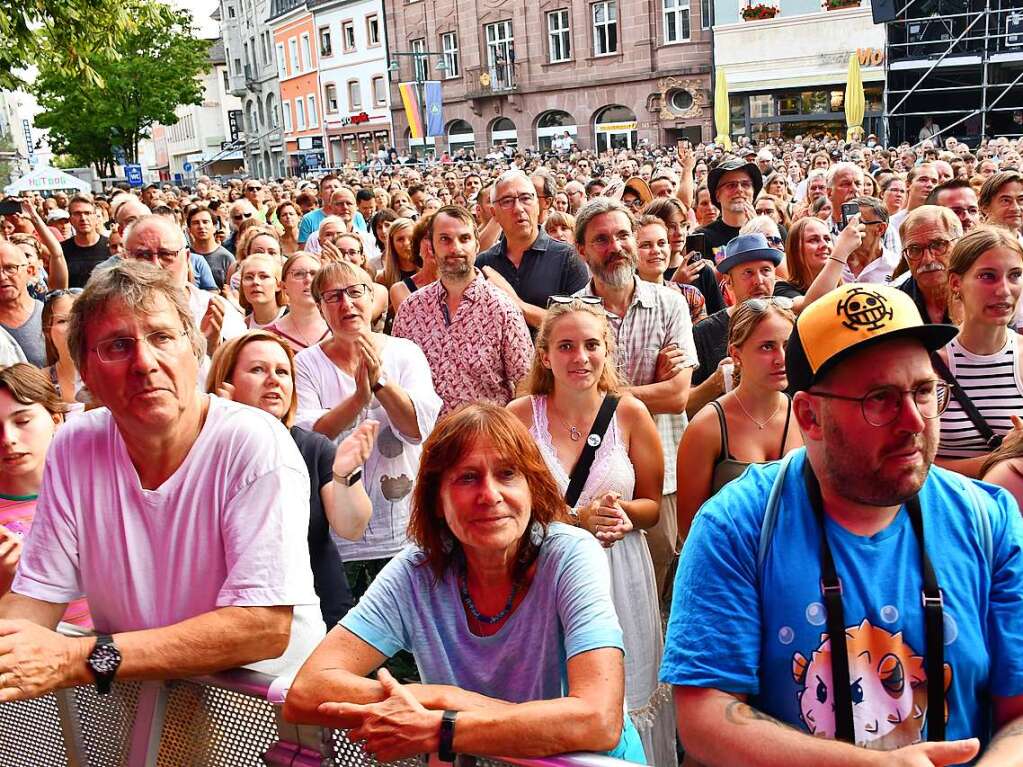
[729,84,885,141]
[593,105,637,152]
[325,112,391,164]
[287,136,325,175]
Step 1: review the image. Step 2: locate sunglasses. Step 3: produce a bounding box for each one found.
[547,295,603,308]
[45,288,84,302]
[744,296,794,312]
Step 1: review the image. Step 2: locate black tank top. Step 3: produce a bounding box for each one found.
[709,396,793,494]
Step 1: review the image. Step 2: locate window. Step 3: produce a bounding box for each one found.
[300,33,311,70]
[348,80,362,110]
[307,94,318,128]
[227,5,236,17]
[372,76,386,105]
[410,38,427,80]
[592,1,618,56]
[276,43,287,78]
[282,100,293,132]
[262,31,271,65]
[288,38,299,74]
[547,9,571,62]
[319,26,332,57]
[234,57,242,76]
[484,21,514,89]
[222,69,229,90]
[325,83,339,112]
[296,97,306,130]
[366,15,380,46]
[342,20,355,51]
[663,0,690,43]
[701,0,711,28]
[441,32,460,78]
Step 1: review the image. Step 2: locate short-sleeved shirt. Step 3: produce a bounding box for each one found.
[341,523,646,763]
[660,448,1023,750]
[2,299,46,368]
[13,396,325,676]
[575,276,697,495]
[392,272,533,417]
[298,208,326,245]
[476,230,588,313]
[690,307,730,387]
[695,219,740,265]
[193,245,235,289]
[61,235,110,288]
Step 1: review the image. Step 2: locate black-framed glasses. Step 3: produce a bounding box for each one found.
[321,284,370,303]
[547,295,603,308]
[44,288,83,302]
[91,330,188,364]
[744,296,794,312]
[623,198,644,210]
[0,263,28,277]
[902,238,957,262]
[807,380,950,428]
[495,193,537,210]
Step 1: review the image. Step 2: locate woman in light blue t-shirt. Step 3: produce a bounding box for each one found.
[284,403,646,764]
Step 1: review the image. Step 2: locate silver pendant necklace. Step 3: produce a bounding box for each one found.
[733,391,782,430]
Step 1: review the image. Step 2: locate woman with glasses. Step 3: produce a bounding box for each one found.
[676,299,801,541]
[331,232,388,330]
[267,253,330,352]
[206,330,377,628]
[42,289,87,406]
[935,227,1023,478]
[881,175,907,217]
[239,254,287,329]
[294,261,441,600]
[507,298,673,767]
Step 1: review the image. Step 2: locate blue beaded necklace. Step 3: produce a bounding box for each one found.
[458,570,520,625]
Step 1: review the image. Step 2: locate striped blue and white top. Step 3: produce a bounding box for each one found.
[937,333,1023,459]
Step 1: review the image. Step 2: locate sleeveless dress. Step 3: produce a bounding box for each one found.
[529,395,677,767]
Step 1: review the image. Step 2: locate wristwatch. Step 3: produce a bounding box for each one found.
[333,467,363,487]
[87,634,122,695]
[371,371,388,393]
[438,709,458,762]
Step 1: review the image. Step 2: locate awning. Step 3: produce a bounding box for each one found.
[4,167,91,195]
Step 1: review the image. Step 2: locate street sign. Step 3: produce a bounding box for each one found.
[22,120,34,164]
[173,173,183,186]
[124,164,144,188]
[183,161,194,173]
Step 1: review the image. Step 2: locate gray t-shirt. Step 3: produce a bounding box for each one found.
[3,299,46,368]
[193,246,235,290]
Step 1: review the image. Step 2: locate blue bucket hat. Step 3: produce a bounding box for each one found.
[717,232,784,274]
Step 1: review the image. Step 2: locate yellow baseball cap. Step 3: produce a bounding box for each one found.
[786,283,958,392]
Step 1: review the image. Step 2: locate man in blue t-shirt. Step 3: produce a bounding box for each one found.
[662,283,1023,766]
[297,174,343,245]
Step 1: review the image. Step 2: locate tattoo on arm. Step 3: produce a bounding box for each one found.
[724,699,795,730]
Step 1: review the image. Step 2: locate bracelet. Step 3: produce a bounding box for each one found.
[438,710,458,762]
[827,257,848,265]
[333,468,362,487]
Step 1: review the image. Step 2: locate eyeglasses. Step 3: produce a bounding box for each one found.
[128,248,183,265]
[947,206,980,218]
[807,380,950,428]
[719,180,754,193]
[44,287,83,302]
[765,235,784,247]
[288,269,319,281]
[91,329,187,364]
[245,186,262,192]
[232,212,254,221]
[0,263,28,277]
[321,284,370,303]
[902,238,956,262]
[861,219,887,227]
[623,198,643,210]
[744,296,794,312]
[547,295,603,307]
[337,248,363,258]
[496,193,537,210]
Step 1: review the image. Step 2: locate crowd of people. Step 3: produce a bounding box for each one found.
[0,129,1021,766]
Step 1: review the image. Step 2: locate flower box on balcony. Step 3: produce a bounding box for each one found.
[825,0,861,9]
[741,3,779,20]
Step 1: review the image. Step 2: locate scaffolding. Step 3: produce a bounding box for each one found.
[883,0,1023,145]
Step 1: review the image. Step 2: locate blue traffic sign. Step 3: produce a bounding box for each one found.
[183,161,194,173]
[124,164,143,188]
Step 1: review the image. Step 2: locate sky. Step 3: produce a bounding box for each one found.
[171,0,222,38]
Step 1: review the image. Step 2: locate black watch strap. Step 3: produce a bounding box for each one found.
[438,709,457,762]
[88,633,122,695]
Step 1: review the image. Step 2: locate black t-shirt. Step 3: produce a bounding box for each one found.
[291,426,354,627]
[692,308,731,387]
[62,235,110,288]
[476,230,588,311]
[773,281,804,299]
[696,219,741,265]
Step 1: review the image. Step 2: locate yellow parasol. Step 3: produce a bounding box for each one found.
[713,68,732,151]
[844,53,865,143]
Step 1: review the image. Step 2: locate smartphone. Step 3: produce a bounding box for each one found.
[685,233,706,259]
[840,202,859,231]
[0,199,21,216]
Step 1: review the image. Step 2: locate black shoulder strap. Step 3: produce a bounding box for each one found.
[710,400,730,460]
[565,396,620,509]
[907,498,946,742]
[931,351,1002,449]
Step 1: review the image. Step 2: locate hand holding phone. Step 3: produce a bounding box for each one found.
[840,201,860,231]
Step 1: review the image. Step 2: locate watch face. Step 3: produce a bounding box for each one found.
[90,644,122,675]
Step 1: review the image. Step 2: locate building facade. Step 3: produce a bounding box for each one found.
[221,0,286,177]
[312,0,393,166]
[384,0,714,156]
[712,0,886,142]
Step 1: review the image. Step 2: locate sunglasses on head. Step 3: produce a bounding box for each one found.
[547,295,603,308]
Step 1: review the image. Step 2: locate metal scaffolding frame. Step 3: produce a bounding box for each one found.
[882,0,1023,145]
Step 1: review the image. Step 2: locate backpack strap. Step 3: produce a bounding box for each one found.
[757,451,800,573]
[960,476,994,566]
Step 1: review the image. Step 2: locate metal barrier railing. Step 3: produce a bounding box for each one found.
[0,668,635,767]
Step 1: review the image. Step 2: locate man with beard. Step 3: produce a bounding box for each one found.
[391,205,532,416]
[662,282,1023,764]
[897,206,963,324]
[697,158,763,265]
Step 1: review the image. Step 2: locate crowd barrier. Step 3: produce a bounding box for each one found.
[0,667,633,767]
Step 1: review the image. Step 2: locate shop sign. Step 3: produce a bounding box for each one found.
[335,111,373,127]
[857,47,885,66]
[596,121,637,133]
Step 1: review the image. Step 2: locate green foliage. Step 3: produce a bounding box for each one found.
[31,1,210,172]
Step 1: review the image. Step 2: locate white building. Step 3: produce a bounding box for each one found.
[312,0,393,166]
[157,38,246,181]
[0,90,54,178]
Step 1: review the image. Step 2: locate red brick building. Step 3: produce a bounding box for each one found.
[385,0,713,156]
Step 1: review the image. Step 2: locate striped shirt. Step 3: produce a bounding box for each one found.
[937,334,1023,459]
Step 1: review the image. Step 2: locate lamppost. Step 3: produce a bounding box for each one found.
[388,50,447,159]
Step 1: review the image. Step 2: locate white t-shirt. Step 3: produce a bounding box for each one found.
[188,284,247,343]
[294,338,442,562]
[13,396,324,676]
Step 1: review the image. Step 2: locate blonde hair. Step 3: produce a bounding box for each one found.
[381,218,415,288]
[727,300,796,386]
[239,253,286,315]
[205,331,298,427]
[525,301,620,396]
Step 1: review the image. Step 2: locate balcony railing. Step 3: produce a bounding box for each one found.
[244,64,262,91]
[464,63,520,99]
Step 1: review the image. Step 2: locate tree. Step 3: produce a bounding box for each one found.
[31,1,210,174]
[0,0,163,90]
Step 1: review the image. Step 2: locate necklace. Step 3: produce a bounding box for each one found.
[733,391,782,430]
[459,571,520,625]
[549,401,583,441]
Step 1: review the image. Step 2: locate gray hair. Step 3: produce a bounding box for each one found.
[849,195,889,224]
[494,169,532,197]
[900,204,964,244]
[68,260,205,370]
[574,197,634,246]
[739,215,781,239]
[123,214,186,252]
[826,162,865,189]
